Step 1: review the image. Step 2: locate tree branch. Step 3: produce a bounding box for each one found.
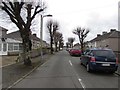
[2,2,14,16]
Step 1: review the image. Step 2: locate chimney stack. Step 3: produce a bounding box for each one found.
[33,34,36,37]
[102,31,107,35]
[97,34,101,37]
[110,29,116,32]
[0,26,8,38]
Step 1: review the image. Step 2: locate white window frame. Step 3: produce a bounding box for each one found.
[13,43,19,51]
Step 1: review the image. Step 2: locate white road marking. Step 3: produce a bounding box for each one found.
[78,78,86,89]
[69,60,73,66]
[69,60,86,89]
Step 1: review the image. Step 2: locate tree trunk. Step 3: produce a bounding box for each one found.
[58,42,60,51]
[80,39,84,54]
[55,42,58,52]
[50,37,53,54]
[22,30,32,66]
[23,40,32,66]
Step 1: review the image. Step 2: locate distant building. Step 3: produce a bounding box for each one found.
[73,43,80,49]
[86,29,120,53]
[0,26,49,55]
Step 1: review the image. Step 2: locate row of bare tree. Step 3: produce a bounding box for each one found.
[46,20,64,54]
[67,27,90,53]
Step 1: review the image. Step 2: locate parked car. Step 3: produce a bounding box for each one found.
[80,48,118,73]
[69,49,82,56]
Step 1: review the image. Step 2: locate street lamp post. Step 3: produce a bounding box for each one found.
[40,14,52,60]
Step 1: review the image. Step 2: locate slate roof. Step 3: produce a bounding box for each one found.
[0,26,8,31]
[89,30,120,43]
[7,31,41,41]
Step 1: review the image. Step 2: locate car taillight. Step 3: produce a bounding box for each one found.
[90,57,96,62]
[116,58,119,64]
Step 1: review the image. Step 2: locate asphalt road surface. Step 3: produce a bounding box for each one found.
[12,50,119,89]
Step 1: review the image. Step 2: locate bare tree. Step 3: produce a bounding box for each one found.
[54,32,63,51]
[46,20,54,54]
[73,27,89,53]
[46,20,60,54]
[53,22,59,52]
[66,42,69,48]
[68,37,75,48]
[0,0,46,65]
[54,32,60,52]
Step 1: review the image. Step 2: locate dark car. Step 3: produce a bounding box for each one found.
[80,48,118,73]
[69,49,82,56]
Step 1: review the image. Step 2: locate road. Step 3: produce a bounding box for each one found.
[11,50,119,89]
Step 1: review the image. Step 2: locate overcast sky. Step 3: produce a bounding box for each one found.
[43,0,119,44]
[0,0,119,45]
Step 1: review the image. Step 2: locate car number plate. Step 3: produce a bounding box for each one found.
[102,64,110,66]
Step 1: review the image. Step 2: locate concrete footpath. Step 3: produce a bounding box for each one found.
[2,54,52,89]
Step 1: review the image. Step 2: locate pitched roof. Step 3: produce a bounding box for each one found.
[0,26,8,31]
[108,30,120,38]
[7,30,41,41]
[7,31,21,40]
[90,30,120,42]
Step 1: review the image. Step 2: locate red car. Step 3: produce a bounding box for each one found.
[69,49,82,56]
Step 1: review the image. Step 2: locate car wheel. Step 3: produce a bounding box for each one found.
[86,63,92,72]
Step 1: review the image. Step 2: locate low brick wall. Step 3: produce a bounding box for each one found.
[16,48,50,62]
[30,48,50,58]
[8,51,20,56]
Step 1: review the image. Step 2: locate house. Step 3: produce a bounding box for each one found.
[87,29,120,53]
[0,26,22,55]
[73,43,80,49]
[0,26,49,55]
[7,31,39,49]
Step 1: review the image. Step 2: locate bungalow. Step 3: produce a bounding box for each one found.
[0,26,49,55]
[0,26,22,55]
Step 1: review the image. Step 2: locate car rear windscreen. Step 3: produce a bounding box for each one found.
[92,50,116,58]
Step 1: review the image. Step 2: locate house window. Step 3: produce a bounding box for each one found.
[8,43,22,51]
[3,43,7,51]
[13,43,19,51]
[8,43,13,51]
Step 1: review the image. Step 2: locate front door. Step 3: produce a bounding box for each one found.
[0,43,7,55]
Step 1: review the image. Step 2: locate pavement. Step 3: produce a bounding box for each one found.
[2,53,52,89]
